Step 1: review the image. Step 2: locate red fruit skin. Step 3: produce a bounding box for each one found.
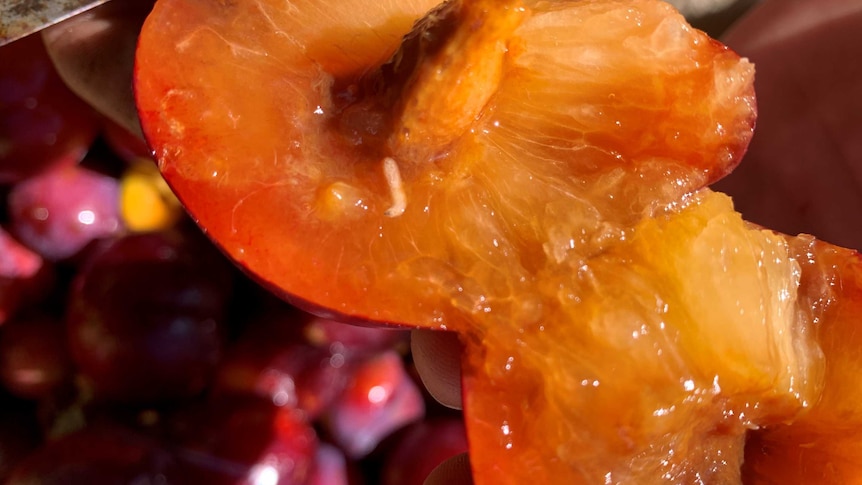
[5,425,176,485]
[0,34,100,184]
[218,340,356,420]
[307,443,353,485]
[216,307,408,419]
[66,229,234,402]
[0,402,41,482]
[167,395,318,485]
[382,418,469,485]
[0,313,73,400]
[214,306,352,418]
[304,317,409,356]
[0,228,53,325]
[326,350,425,458]
[8,164,123,261]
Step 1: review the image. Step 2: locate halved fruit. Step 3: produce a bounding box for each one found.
[134,0,862,482]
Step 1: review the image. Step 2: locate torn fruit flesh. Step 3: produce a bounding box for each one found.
[134,0,862,482]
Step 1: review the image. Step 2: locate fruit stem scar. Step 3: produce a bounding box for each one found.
[382,157,406,217]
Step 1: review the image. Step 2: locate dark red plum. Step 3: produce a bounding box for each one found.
[0,399,41,482]
[325,350,425,458]
[215,309,358,419]
[102,118,153,164]
[304,317,409,357]
[8,164,122,261]
[0,228,53,325]
[166,395,318,485]
[382,418,468,485]
[0,34,100,184]
[4,425,176,485]
[0,313,73,400]
[65,229,234,402]
[308,443,353,485]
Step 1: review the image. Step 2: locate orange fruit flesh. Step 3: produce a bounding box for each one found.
[136,0,754,325]
[134,0,862,482]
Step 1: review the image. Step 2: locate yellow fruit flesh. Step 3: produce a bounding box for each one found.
[462,189,825,483]
[743,237,862,484]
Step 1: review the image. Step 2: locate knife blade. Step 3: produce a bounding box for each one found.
[0,0,112,47]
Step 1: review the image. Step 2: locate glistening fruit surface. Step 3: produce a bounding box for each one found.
[135,0,861,482]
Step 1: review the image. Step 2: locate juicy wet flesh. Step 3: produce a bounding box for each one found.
[134,0,862,482]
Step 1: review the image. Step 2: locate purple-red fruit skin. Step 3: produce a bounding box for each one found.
[8,164,122,261]
[308,443,352,485]
[102,118,153,163]
[382,418,469,485]
[4,425,175,485]
[217,338,356,419]
[0,313,73,400]
[305,317,409,356]
[66,229,233,402]
[0,403,41,482]
[0,35,100,184]
[326,350,425,458]
[167,395,318,485]
[0,228,53,325]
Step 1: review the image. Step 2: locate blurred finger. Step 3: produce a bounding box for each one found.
[411,329,463,410]
[41,0,154,137]
[424,452,474,485]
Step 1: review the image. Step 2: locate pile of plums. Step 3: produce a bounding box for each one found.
[0,34,466,485]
